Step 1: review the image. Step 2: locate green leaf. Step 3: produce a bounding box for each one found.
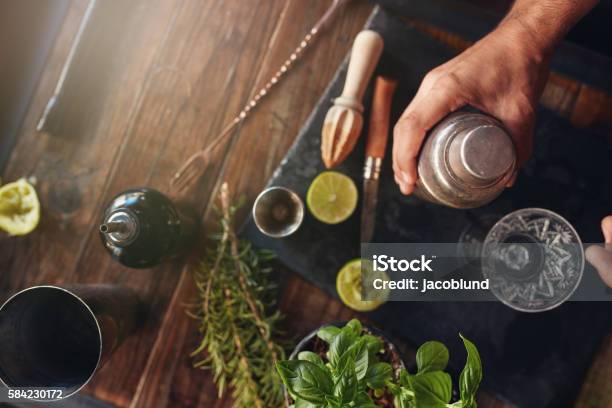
[298,351,325,368]
[353,392,379,408]
[363,334,384,357]
[351,339,370,381]
[409,371,452,408]
[364,362,392,389]
[276,360,333,404]
[386,381,401,396]
[399,368,411,387]
[459,334,482,405]
[333,359,358,404]
[328,330,353,368]
[293,398,319,408]
[324,395,341,408]
[331,338,368,384]
[345,319,362,336]
[393,395,408,408]
[317,325,341,344]
[394,386,416,408]
[416,341,449,374]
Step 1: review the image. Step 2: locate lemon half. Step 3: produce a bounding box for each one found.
[0,178,40,236]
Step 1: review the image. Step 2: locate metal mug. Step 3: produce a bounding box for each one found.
[253,187,304,238]
[0,284,144,400]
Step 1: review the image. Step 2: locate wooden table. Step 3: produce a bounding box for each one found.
[1,1,610,407]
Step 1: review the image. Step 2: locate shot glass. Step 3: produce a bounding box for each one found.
[253,187,304,238]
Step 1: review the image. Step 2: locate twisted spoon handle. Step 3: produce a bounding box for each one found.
[188,0,351,157]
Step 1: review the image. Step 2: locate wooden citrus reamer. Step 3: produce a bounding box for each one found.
[321,30,384,168]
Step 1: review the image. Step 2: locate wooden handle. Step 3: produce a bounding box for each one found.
[336,30,384,111]
[365,76,397,159]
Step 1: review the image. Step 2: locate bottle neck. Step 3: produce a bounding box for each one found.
[100,210,139,246]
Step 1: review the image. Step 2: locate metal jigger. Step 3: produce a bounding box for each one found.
[0,285,144,400]
[253,187,304,238]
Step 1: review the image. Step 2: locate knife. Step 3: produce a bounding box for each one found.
[361,76,398,242]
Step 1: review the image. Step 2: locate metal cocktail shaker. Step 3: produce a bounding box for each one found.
[414,112,516,208]
[0,285,144,400]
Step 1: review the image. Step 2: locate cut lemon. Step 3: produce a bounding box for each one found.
[336,259,388,312]
[0,178,40,236]
[306,171,357,224]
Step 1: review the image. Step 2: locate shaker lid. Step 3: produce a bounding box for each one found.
[448,123,515,185]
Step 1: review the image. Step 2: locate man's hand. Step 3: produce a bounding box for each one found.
[586,216,612,287]
[392,0,599,195]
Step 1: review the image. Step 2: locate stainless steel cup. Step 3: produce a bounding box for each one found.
[253,187,304,238]
[0,284,144,400]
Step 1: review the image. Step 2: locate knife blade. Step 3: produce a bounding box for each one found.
[361,76,398,242]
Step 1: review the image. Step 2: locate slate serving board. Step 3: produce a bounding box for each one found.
[242,8,612,408]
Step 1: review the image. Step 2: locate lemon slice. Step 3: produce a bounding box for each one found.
[0,178,41,236]
[336,259,389,312]
[306,171,357,224]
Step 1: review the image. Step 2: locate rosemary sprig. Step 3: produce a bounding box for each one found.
[190,183,286,407]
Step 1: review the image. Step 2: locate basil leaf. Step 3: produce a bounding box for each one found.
[394,386,416,408]
[393,395,409,408]
[333,359,358,404]
[409,371,452,408]
[363,334,384,357]
[364,362,392,389]
[353,392,379,408]
[345,319,362,336]
[386,381,400,396]
[352,339,370,381]
[459,334,482,404]
[328,329,353,368]
[399,368,411,387]
[416,341,449,374]
[293,398,319,408]
[324,395,341,408]
[276,360,333,404]
[298,351,325,368]
[317,325,341,344]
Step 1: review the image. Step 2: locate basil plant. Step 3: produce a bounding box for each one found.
[276,319,482,408]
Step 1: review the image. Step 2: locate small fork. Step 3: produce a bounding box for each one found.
[171,119,239,193]
[170,0,352,194]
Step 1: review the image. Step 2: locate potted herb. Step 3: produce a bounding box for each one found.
[276,319,482,408]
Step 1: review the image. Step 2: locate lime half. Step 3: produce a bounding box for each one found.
[0,178,40,236]
[307,171,357,224]
[336,259,388,312]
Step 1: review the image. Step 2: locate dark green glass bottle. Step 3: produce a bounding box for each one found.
[99,188,198,268]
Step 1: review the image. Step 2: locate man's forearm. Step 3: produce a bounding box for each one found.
[499,0,599,57]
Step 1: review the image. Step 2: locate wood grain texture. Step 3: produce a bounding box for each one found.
[0,1,610,407]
